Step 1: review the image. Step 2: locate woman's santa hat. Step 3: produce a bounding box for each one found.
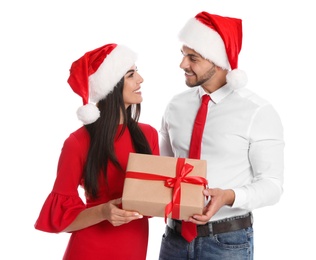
[67,43,137,124]
[178,11,247,89]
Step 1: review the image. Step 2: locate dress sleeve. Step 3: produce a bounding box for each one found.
[34,132,87,233]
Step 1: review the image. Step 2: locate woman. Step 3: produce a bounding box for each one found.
[34,43,160,259]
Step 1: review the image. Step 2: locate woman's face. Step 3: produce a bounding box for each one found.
[123,65,144,108]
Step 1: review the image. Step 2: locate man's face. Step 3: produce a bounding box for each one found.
[180,45,216,88]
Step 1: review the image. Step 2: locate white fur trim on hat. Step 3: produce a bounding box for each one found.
[77,103,100,125]
[179,17,230,70]
[89,45,137,103]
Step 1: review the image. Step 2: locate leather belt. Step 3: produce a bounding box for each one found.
[167,213,253,237]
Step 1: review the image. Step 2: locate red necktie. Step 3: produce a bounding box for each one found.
[181,94,211,242]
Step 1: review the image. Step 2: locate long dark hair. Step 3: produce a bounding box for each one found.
[83,77,152,199]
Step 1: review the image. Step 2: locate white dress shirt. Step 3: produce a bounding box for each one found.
[159,85,284,221]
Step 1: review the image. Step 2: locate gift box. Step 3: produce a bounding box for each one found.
[122,153,208,221]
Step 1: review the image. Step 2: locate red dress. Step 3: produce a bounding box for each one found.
[34,123,160,260]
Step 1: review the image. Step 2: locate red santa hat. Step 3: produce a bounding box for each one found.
[178,11,247,89]
[67,43,137,124]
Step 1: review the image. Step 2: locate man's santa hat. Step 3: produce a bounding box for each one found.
[178,11,247,89]
[67,43,137,124]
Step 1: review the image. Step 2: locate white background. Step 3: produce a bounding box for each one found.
[1,0,315,259]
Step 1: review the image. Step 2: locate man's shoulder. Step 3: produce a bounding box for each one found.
[234,88,270,107]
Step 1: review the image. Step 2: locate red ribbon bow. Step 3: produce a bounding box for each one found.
[125,157,208,222]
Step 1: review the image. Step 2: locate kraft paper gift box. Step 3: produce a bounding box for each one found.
[122,153,208,221]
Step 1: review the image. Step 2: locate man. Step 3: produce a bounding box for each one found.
[158,11,284,259]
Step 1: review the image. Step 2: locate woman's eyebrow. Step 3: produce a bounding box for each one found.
[126,69,135,74]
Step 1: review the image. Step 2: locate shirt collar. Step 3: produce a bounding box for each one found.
[198,84,233,104]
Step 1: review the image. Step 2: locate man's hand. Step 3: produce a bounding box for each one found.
[188,188,235,225]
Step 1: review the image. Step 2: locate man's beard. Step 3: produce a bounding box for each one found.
[185,64,216,87]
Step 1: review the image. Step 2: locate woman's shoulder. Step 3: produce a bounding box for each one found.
[138,122,159,155]
[138,122,158,133]
[63,126,90,148]
[138,122,159,140]
[71,126,89,138]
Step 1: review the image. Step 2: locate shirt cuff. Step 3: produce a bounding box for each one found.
[231,188,247,208]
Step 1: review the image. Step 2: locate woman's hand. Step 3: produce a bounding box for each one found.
[102,198,143,226]
[63,198,143,232]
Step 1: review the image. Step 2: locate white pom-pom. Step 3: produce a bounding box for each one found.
[226,69,248,89]
[76,103,100,125]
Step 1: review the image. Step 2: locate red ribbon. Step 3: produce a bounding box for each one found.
[125,158,208,222]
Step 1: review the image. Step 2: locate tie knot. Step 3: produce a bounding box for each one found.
[202,94,211,105]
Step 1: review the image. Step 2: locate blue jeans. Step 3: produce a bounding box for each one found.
[158,225,253,260]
